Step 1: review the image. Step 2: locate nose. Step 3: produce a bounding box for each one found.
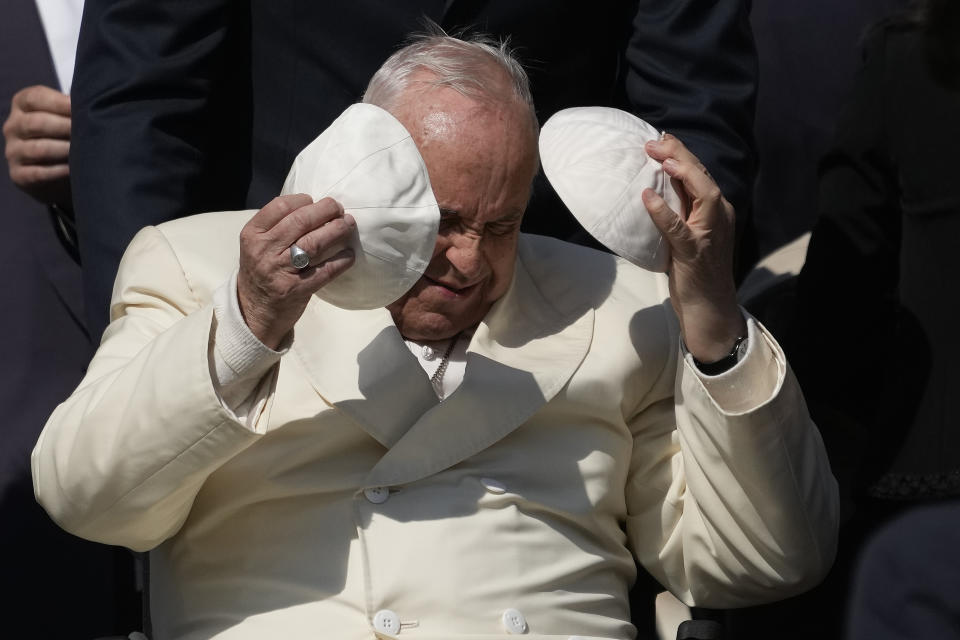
[444,230,486,282]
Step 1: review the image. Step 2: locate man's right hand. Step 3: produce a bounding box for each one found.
[3,85,72,208]
[237,194,356,349]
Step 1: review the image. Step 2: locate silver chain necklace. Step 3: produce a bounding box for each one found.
[429,333,461,399]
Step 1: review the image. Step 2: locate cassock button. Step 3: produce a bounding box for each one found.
[364,486,390,504]
[481,477,507,494]
[373,609,402,634]
[501,608,528,634]
[422,345,437,361]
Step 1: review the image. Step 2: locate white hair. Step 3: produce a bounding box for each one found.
[363,29,536,126]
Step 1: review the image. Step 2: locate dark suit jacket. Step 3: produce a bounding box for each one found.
[798,22,960,500]
[70,0,758,339]
[0,0,137,634]
[735,28,960,636]
[747,0,908,258]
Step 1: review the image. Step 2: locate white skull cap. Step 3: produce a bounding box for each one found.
[281,103,440,309]
[539,106,682,272]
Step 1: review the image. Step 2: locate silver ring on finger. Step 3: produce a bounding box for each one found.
[289,243,310,270]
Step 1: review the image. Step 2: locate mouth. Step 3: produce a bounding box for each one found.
[423,276,479,299]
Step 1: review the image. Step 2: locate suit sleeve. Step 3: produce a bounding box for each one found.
[625,309,839,608]
[70,0,251,338]
[31,226,269,552]
[625,0,757,221]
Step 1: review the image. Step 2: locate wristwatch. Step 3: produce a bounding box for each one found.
[692,335,748,376]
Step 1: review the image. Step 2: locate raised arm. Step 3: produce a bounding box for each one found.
[32,196,356,551]
[627,136,839,606]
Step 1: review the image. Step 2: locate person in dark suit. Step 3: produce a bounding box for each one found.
[796,0,960,524]
[801,0,960,501]
[1,0,139,634]
[68,0,759,341]
[729,2,960,637]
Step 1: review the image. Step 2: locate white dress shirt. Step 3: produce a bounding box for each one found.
[34,0,84,93]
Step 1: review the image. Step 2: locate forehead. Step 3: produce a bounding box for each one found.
[397,83,527,145]
[392,84,538,214]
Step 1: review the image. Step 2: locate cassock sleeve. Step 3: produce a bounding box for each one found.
[32,226,271,551]
[625,309,839,608]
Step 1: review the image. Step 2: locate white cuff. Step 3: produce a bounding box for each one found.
[211,270,289,411]
[683,313,785,415]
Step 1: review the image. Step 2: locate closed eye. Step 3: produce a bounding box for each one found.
[437,208,522,236]
[486,220,521,236]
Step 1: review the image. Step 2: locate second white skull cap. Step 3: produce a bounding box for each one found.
[539,106,682,272]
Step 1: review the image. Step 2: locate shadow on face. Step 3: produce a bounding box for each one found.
[386,80,540,341]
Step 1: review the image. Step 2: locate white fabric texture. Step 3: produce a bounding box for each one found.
[539,106,683,272]
[281,103,440,309]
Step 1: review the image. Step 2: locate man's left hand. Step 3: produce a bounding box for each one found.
[641,134,746,363]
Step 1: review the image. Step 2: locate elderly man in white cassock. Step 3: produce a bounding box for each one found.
[33,32,838,640]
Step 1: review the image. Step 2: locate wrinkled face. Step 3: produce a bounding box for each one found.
[386,83,539,341]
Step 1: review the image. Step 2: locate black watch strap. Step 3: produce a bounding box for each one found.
[692,335,747,376]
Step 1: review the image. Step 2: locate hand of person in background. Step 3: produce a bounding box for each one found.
[642,133,746,364]
[3,85,72,209]
[237,194,356,349]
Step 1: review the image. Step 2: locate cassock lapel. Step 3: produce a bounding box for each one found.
[364,251,595,488]
[291,299,439,449]
[292,238,595,484]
